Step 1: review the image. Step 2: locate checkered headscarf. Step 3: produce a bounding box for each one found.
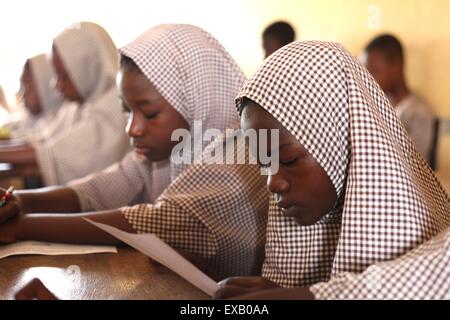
[120,24,245,181]
[236,41,450,287]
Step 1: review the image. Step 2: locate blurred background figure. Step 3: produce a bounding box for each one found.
[262,21,296,58]
[1,54,63,140]
[363,34,437,167]
[0,85,9,111]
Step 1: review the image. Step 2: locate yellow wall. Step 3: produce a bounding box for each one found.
[246,0,450,172]
[246,0,450,117]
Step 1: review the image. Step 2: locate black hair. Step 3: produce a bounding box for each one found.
[262,21,296,46]
[365,34,404,62]
[120,54,141,73]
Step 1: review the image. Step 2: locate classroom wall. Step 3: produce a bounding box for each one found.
[1,0,449,170]
[246,0,450,171]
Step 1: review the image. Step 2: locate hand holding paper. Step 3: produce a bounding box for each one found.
[84,218,219,296]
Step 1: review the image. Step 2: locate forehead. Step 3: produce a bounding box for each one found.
[117,67,159,96]
[365,49,388,65]
[240,101,299,145]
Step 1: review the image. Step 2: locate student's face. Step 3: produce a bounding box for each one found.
[263,36,283,59]
[51,46,83,103]
[241,102,337,226]
[118,67,190,162]
[20,64,42,115]
[364,50,398,93]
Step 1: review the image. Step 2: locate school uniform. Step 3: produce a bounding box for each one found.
[68,24,269,278]
[310,226,450,299]
[395,93,435,165]
[235,41,449,287]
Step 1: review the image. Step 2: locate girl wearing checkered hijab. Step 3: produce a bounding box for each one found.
[0,24,268,278]
[0,22,129,185]
[68,23,246,206]
[215,40,449,298]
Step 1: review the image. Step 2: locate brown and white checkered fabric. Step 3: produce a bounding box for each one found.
[236,41,449,287]
[120,24,246,180]
[122,131,270,279]
[72,24,269,278]
[310,226,450,299]
[72,24,247,207]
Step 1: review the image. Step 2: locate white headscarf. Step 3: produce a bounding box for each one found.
[53,22,118,102]
[119,24,246,187]
[6,54,63,139]
[32,22,129,185]
[28,53,63,116]
[236,41,450,287]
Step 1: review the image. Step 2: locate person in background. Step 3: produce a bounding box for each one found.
[363,34,436,165]
[2,54,63,140]
[0,22,129,185]
[262,21,296,58]
[0,84,9,111]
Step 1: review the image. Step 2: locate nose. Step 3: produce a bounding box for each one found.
[55,77,64,94]
[267,173,289,195]
[126,112,144,138]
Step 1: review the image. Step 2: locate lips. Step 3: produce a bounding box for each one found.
[276,201,301,219]
[133,145,150,155]
[276,201,292,213]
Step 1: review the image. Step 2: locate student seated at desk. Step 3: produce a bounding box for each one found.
[1,54,63,140]
[0,24,269,279]
[213,41,449,295]
[0,22,129,185]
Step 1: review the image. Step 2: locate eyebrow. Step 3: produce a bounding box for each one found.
[118,96,161,108]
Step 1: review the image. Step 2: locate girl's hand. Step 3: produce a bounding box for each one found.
[0,215,20,243]
[0,188,21,225]
[213,276,280,299]
[15,278,59,300]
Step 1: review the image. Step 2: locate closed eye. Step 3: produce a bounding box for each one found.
[144,112,159,120]
[280,157,298,167]
[121,101,130,113]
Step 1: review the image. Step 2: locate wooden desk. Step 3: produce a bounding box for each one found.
[0,248,209,300]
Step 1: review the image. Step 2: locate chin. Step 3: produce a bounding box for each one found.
[290,211,323,226]
[293,217,316,226]
[144,153,170,163]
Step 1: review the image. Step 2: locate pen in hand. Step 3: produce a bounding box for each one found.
[0,186,15,208]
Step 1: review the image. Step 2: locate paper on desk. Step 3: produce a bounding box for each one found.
[84,218,219,296]
[0,241,117,259]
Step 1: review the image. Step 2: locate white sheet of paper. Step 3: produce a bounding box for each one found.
[85,218,219,296]
[0,241,117,259]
